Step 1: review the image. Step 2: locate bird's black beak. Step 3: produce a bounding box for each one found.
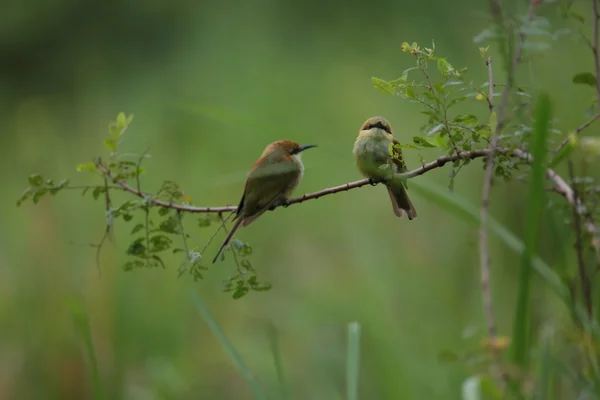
[298,144,317,153]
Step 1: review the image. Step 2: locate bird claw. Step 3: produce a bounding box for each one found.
[368,178,379,186]
[280,198,290,208]
[270,198,290,210]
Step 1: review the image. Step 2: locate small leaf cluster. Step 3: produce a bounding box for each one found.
[219,239,272,299]
[17,174,69,206]
[17,112,271,298]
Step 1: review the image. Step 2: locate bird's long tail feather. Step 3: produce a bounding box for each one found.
[212,217,244,263]
[387,185,417,220]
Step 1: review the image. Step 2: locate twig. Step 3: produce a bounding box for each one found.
[551,114,600,159]
[593,0,600,108]
[92,147,599,255]
[568,160,592,318]
[478,2,535,386]
[479,55,505,387]
[95,149,514,213]
[95,174,113,277]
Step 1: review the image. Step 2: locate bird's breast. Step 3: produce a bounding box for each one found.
[353,132,393,177]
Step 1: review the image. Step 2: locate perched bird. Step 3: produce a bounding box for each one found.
[212,140,317,263]
[353,116,417,219]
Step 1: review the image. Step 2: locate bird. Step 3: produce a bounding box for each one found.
[352,116,417,219]
[212,140,317,263]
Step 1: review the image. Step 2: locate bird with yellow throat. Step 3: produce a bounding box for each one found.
[213,140,317,263]
[353,116,417,219]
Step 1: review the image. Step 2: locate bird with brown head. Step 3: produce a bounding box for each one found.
[213,140,317,263]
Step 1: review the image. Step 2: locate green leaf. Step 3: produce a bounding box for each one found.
[150,234,173,252]
[453,114,478,125]
[32,189,48,204]
[159,215,180,234]
[123,260,145,270]
[131,224,144,234]
[405,85,417,99]
[198,216,212,228]
[572,72,596,87]
[437,58,454,77]
[158,207,170,216]
[104,138,117,152]
[28,173,43,187]
[16,187,33,206]
[127,238,146,257]
[447,96,468,108]
[76,162,97,173]
[252,283,272,292]
[233,287,249,299]
[92,187,106,201]
[437,350,459,363]
[371,77,394,94]
[413,136,437,148]
[427,123,445,135]
[434,132,450,149]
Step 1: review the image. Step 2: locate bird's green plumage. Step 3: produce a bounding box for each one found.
[353,129,407,185]
[353,119,416,219]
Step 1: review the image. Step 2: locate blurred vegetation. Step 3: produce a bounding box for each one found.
[5,0,600,399]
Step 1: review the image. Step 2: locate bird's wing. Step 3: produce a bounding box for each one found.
[389,135,409,189]
[240,158,300,226]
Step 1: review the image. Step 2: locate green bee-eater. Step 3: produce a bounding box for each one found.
[353,116,417,219]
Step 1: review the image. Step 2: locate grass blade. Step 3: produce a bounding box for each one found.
[347,321,361,400]
[67,298,104,400]
[513,93,551,368]
[266,321,289,400]
[408,178,567,300]
[189,291,267,400]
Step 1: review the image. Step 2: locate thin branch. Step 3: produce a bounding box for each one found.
[95,173,113,277]
[95,149,518,214]
[551,114,600,159]
[593,0,600,108]
[568,160,592,318]
[546,167,600,256]
[477,2,535,386]
[92,147,599,256]
[481,57,499,339]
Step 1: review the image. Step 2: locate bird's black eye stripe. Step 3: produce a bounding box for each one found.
[367,121,391,134]
[290,148,299,155]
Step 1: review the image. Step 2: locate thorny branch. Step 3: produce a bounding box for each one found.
[479,55,503,385]
[551,113,600,159]
[568,160,592,318]
[478,0,536,387]
[593,0,600,108]
[91,146,598,246]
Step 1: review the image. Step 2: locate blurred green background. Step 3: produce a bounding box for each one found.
[2,0,598,398]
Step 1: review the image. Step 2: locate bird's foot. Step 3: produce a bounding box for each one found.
[270,198,290,210]
[368,178,380,186]
[279,198,291,208]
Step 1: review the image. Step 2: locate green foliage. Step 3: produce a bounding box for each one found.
[17,174,69,206]
[18,113,271,298]
[573,72,597,87]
